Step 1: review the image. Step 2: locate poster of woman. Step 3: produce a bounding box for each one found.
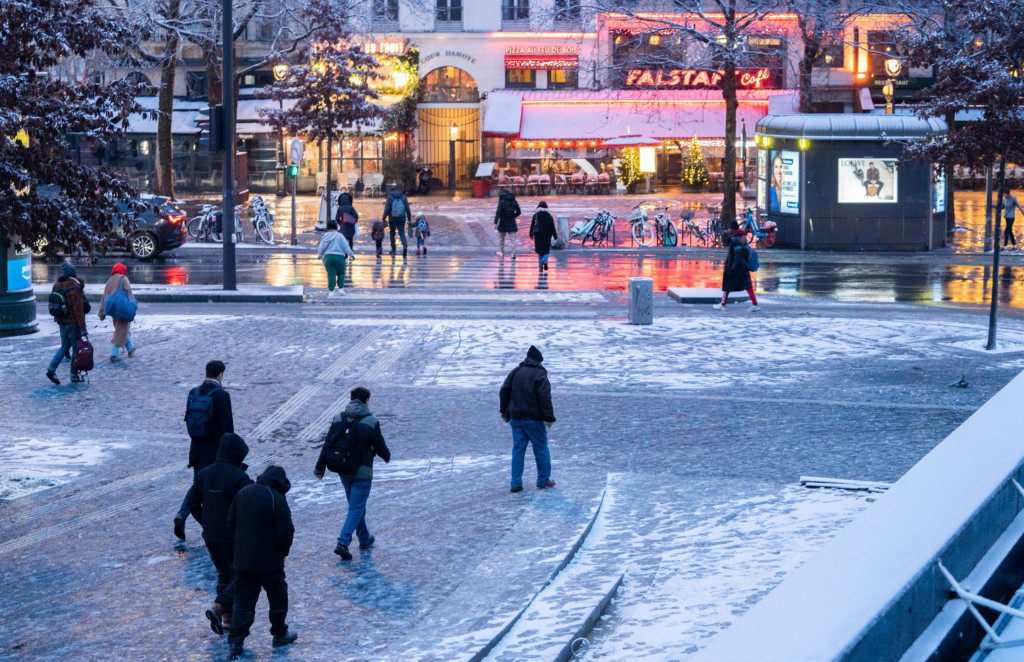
[838,158,898,203]
[770,151,800,214]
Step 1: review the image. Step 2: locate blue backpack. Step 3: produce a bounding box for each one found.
[746,246,760,272]
[184,386,221,438]
[390,196,407,221]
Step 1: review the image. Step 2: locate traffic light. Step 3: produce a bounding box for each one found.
[287,164,299,177]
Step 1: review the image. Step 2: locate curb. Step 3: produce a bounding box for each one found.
[33,285,304,304]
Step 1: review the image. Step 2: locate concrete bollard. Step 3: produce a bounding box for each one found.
[552,215,570,249]
[628,277,654,325]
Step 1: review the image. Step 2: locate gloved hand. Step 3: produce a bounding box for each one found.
[501,414,510,424]
[545,421,553,429]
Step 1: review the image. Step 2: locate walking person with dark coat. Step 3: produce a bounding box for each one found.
[226,465,297,659]
[499,346,557,492]
[175,360,234,541]
[383,188,412,257]
[314,386,391,560]
[712,221,760,311]
[46,261,88,384]
[335,191,359,246]
[529,201,557,272]
[186,433,252,636]
[494,189,522,260]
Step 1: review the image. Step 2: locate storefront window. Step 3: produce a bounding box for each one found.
[812,34,845,69]
[420,66,479,102]
[548,69,577,89]
[505,69,536,89]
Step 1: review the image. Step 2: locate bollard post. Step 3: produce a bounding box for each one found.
[628,277,654,325]
[553,215,571,249]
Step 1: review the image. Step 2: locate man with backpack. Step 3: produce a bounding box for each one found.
[186,433,252,636]
[176,360,234,541]
[314,386,391,561]
[226,465,298,659]
[383,187,411,257]
[46,261,89,384]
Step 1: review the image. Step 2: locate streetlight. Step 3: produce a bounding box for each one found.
[883,57,901,115]
[273,64,288,196]
[449,122,458,193]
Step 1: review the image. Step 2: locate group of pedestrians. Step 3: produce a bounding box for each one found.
[45,261,137,384]
[493,190,559,272]
[174,343,557,659]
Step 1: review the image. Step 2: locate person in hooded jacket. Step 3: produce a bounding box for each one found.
[712,221,759,311]
[98,262,135,362]
[317,219,356,298]
[499,345,557,492]
[335,191,359,246]
[383,188,411,257]
[186,433,253,636]
[529,201,557,272]
[46,261,88,384]
[226,465,297,659]
[314,386,391,561]
[494,189,522,260]
[175,360,234,541]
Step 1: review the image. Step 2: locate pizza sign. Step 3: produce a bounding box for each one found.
[624,68,774,89]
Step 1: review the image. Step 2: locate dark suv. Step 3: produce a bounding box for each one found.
[117,194,188,259]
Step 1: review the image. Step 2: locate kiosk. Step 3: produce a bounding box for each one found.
[0,241,37,336]
[755,114,947,250]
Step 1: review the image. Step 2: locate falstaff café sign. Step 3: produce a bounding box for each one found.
[624,68,775,89]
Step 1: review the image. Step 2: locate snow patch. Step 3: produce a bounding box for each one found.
[0,436,131,499]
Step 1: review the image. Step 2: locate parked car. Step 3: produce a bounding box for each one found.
[31,194,187,260]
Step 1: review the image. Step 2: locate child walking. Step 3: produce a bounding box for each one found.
[414,216,430,255]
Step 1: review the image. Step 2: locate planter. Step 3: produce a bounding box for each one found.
[472,179,492,198]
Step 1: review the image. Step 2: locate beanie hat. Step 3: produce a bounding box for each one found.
[61,262,76,279]
[111,262,127,276]
[526,345,543,362]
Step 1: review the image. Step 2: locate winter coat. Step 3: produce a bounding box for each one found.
[317,229,355,259]
[494,191,522,233]
[314,399,391,480]
[186,433,252,545]
[499,357,556,423]
[335,193,359,231]
[530,210,557,255]
[98,274,133,347]
[187,379,234,470]
[227,465,294,573]
[721,231,753,293]
[383,190,411,226]
[52,276,87,330]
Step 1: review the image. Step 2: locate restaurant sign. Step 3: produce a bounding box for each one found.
[624,68,775,89]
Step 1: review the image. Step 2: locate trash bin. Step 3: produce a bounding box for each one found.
[472,179,492,198]
[628,277,654,325]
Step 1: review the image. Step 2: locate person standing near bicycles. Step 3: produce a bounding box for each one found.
[529,201,557,272]
[712,221,759,312]
[494,189,521,260]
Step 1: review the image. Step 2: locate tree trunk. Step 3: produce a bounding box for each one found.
[945,109,956,233]
[798,55,814,114]
[153,0,180,198]
[987,153,1007,350]
[325,134,333,225]
[720,1,738,227]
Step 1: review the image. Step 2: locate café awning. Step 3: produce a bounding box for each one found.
[482,92,523,137]
[502,89,779,142]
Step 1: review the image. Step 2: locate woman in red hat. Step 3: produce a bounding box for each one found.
[98,263,135,361]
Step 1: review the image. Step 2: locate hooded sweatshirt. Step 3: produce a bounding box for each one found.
[314,399,391,480]
[52,263,87,330]
[228,465,294,572]
[186,433,252,544]
[494,191,522,233]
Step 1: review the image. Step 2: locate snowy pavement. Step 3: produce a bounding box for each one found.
[1,295,1021,660]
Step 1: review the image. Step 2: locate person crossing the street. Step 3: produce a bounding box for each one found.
[1003,189,1024,249]
[383,187,412,257]
[499,345,557,492]
[494,189,521,260]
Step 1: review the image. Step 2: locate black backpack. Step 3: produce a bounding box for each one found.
[321,414,367,475]
[184,386,221,438]
[48,285,78,318]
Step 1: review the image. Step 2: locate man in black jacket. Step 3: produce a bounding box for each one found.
[186,433,252,635]
[314,386,391,561]
[499,345,556,492]
[494,190,522,260]
[226,465,297,659]
[175,360,234,541]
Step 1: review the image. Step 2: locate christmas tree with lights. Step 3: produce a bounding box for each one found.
[681,135,710,190]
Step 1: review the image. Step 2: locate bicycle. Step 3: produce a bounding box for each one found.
[250,195,275,244]
[651,206,679,247]
[679,209,711,247]
[187,205,217,242]
[569,216,600,246]
[743,206,777,248]
[706,209,725,247]
[626,202,655,247]
[588,209,616,246]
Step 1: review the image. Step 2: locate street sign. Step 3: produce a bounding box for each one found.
[289,137,304,165]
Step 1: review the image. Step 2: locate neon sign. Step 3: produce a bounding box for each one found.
[505,45,579,56]
[624,68,775,89]
[505,56,578,70]
[363,41,407,55]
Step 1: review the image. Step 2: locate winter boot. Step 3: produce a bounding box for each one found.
[334,544,352,560]
[173,516,186,541]
[228,640,244,660]
[205,607,224,635]
[359,536,375,550]
[272,630,298,647]
[46,370,60,385]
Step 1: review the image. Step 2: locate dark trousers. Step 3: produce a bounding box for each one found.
[228,569,289,645]
[390,221,407,251]
[176,466,200,521]
[1005,217,1016,246]
[206,539,236,612]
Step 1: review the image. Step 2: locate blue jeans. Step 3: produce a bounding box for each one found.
[416,234,425,250]
[510,419,551,489]
[537,253,549,269]
[338,476,372,547]
[111,337,134,358]
[177,466,200,521]
[49,324,82,375]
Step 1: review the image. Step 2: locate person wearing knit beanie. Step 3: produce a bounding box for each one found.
[499,345,557,492]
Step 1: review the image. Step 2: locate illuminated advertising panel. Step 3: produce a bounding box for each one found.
[769,150,800,214]
[838,158,898,203]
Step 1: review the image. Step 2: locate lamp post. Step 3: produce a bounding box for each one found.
[741,118,748,184]
[273,64,289,197]
[221,0,236,290]
[449,122,458,193]
[883,57,901,115]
